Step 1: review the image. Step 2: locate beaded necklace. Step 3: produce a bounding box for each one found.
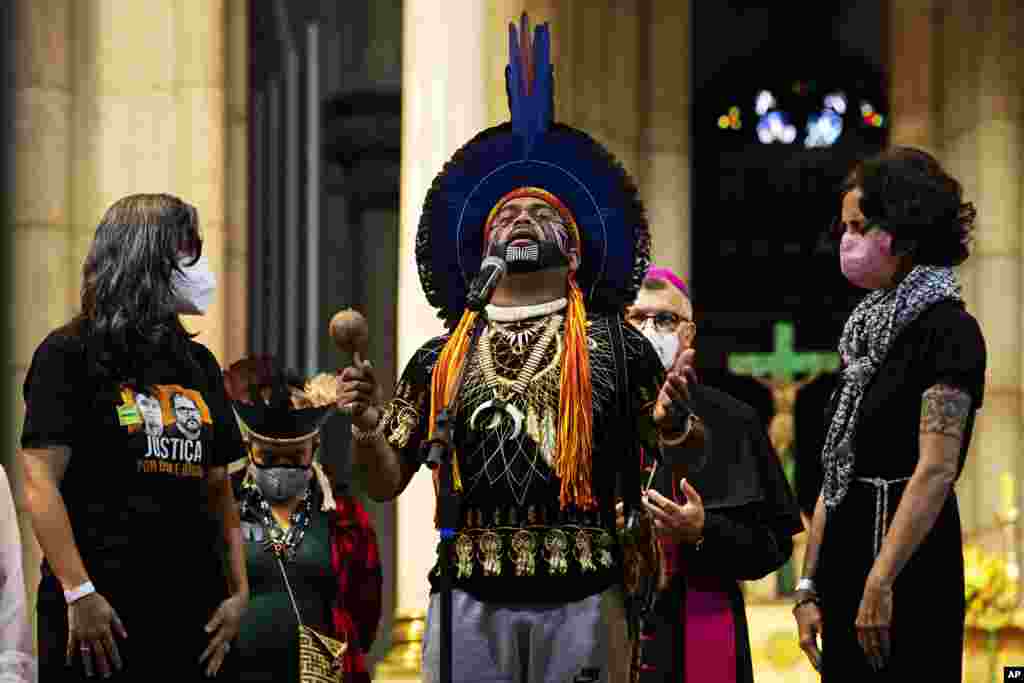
[242,482,315,562]
[469,313,562,439]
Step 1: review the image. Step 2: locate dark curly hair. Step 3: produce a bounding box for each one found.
[839,147,976,266]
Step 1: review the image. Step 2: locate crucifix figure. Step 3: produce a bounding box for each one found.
[728,321,839,597]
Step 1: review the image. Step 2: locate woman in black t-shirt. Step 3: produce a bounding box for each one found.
[19,194,250,681]
[793,149,987,681]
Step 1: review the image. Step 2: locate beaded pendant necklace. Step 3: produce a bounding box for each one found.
[246,483,314,562]
[469,313,562,439]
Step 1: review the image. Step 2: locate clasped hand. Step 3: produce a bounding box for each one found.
[653,348,698,432]
[615,478,705,546]
[337,358,382,429]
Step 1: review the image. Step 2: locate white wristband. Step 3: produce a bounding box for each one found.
[64,581,96,604]
[796,577,816,593]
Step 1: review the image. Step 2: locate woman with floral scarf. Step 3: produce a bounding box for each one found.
[792,148,986,681]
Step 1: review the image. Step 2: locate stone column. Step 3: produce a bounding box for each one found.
[10,0,74,637]
[67,0,232,363]
[887,0,938,150]
[224,0,249,365]
[923,2,979,529]
[641,0,691,279]
[375,1,488,679]
[174,0,229,362]
[956,0,1023,530]
[888,0,1024,534]
[572,2,611,149]
[602,2,642,181]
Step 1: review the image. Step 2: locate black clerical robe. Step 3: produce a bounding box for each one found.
[637,384,804,683]
[793,372,838,517]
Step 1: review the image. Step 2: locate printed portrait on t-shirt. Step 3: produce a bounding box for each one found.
[118,384,214,478]
[134,392,164,437]
[166,392,205,441]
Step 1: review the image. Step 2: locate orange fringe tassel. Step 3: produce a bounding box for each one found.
[426,275,596,520]
[556,276,595,509]
[427,309,478,525]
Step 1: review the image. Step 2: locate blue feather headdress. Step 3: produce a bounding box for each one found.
[417,14,650,326]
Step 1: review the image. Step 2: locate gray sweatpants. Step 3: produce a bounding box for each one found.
[421,588,632,683]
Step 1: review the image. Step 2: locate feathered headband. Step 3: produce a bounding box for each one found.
[224,355,338,442]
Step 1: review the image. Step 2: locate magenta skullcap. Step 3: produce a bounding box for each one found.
[645,265,690,299]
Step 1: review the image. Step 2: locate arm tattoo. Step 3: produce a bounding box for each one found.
[920,384,972,440]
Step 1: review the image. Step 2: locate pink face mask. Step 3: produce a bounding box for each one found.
[840,229,898,290]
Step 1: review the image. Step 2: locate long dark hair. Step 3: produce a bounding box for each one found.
[71,193,204,380]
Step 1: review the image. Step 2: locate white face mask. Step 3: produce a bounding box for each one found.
[642,330,680,370]
[171,255,217,315]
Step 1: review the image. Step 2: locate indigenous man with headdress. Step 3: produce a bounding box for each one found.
[338,15,702,683]
[223,356,382,683]
[625,266,804,683]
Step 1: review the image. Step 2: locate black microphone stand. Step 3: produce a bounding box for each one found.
[422,319,485,683]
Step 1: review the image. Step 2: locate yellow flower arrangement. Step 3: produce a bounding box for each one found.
[963,544,1018,632]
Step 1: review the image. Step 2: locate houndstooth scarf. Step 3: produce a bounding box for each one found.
[821,265,962,509]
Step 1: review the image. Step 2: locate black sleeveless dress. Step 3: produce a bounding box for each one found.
[819,301,986,682]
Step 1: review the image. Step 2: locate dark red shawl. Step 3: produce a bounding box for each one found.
[329,494,383,682]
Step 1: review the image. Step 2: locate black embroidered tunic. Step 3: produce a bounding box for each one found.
[381,312,664,604]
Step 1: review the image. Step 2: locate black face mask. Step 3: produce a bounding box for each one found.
[252,462,311,502]
[501,240,570,274]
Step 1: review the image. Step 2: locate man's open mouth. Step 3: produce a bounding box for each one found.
[508,227,539,246]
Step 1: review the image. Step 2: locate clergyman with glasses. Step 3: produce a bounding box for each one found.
[624,265,804,683]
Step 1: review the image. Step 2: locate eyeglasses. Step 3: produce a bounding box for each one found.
[625,311,692,334]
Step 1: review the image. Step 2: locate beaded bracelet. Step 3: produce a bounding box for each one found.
[351,410,385,443]
[792,594,821,613]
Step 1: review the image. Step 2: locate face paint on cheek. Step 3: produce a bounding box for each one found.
[538,220,569,255]
[541,212,583,262]
[483,221,512,255]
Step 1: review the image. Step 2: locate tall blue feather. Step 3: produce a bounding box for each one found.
[506,15,554,158]
[507,22,524,139]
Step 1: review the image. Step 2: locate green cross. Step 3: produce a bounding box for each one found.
[728,321,839,383]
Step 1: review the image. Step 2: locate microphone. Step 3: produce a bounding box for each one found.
[465,254,507,312]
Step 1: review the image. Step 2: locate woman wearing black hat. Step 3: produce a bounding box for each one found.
[224,357,382,683]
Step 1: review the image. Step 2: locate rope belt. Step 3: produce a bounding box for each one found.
[854,476,911,558]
